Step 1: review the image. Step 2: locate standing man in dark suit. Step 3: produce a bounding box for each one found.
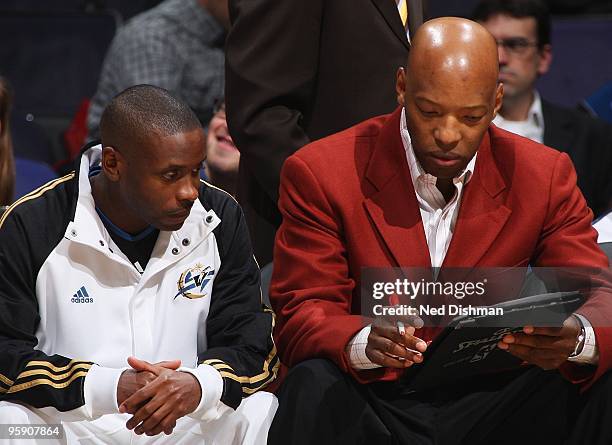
[473,0,612,217]
[225,0,428,265]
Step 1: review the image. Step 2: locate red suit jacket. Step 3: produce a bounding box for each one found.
[271,107,612,389]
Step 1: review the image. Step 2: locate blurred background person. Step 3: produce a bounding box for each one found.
[0,77,16,207]
[0,77,57,205]
[204,100,240,196]
[473,0,612,217]
[87,0,229,139]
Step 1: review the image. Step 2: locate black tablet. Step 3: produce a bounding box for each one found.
[403,291,584,392]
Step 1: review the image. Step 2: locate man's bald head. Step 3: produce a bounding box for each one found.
[395,17,503,182]
[100,85,202,156]
[407,17,499,94]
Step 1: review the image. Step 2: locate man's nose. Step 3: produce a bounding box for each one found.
[177,177,199,203]
[434,118,461,149]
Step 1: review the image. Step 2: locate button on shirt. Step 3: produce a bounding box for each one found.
[347,108,598,370]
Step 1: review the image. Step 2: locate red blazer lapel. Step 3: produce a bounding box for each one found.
[363,108,431,268]
[443,129,512,267]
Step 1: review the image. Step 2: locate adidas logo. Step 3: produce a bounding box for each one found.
[71,286,94,303]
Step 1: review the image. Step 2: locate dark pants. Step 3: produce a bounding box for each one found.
[268,359,612,445]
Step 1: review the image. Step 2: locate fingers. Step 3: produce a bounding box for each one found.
[367,320,428,368]
[498,343,567,370]
[120,375,163,414]
[153,360,182,370]
[522,325,563,336]
[367,332,423,363]
[372,323,427,352]
[365,347,414,368]
[523,315,581,337]
[128,357,158,374]
[135,396,181,436]
[163,419,177,436]
[500,333,573,352]
[375,314,424,331]
[393,314,424,330]
[127,357,182,373]
[146,413,179,437]
[125,394,165,431]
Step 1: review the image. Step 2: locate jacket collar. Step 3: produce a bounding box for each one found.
[65,145,220,269]
[370,0,410,50]
[541,98,575,154]
[363,108,511,268]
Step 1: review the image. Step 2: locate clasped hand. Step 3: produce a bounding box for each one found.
[116,356,202,436]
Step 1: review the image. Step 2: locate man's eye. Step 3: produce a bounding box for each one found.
[421,110,438,117]
[505,38,528,50]
[464,115,484,123]
[162,171,178,181]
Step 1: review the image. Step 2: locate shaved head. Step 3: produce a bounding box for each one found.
[407,17,499,95]
[100,85,202,157]
[395,17,503,191]
[93,85,206,234]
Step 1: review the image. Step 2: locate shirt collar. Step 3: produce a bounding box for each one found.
[494,89,544,128]
[530,90,544,128]
[399,108,477,190]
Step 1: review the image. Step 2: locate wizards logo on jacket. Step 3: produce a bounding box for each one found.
[175,264,215,300]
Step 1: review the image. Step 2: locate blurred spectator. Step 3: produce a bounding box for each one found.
[225,0,427,265]
[204,100,239,196]
[0,77,15,206]
[474,0,612,218]
[581,81,612,124]
[87,0,228,139]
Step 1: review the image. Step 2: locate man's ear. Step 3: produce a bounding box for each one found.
[493,82,504,118]
[101,146,123,182]
[396,67,407,106]
[537,44,552,76]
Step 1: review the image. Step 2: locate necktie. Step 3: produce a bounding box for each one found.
[399,0,409,30]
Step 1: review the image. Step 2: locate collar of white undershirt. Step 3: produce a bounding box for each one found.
[399,107,477,192]
[493,89,544,130]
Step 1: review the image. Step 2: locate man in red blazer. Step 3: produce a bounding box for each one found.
[268,17,612,445]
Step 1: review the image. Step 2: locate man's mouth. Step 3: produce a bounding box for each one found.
[168,208,191,219]
[430,153,462,168]
[216,134,237,151]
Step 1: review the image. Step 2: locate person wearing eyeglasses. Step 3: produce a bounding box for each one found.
[473,0,612,218]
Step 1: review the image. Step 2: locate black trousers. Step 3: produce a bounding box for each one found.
[268,359,612,445]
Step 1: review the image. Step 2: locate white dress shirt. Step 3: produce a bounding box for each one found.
[594,211,612,243]
[493,90,544,143]
[347,108,598,370]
